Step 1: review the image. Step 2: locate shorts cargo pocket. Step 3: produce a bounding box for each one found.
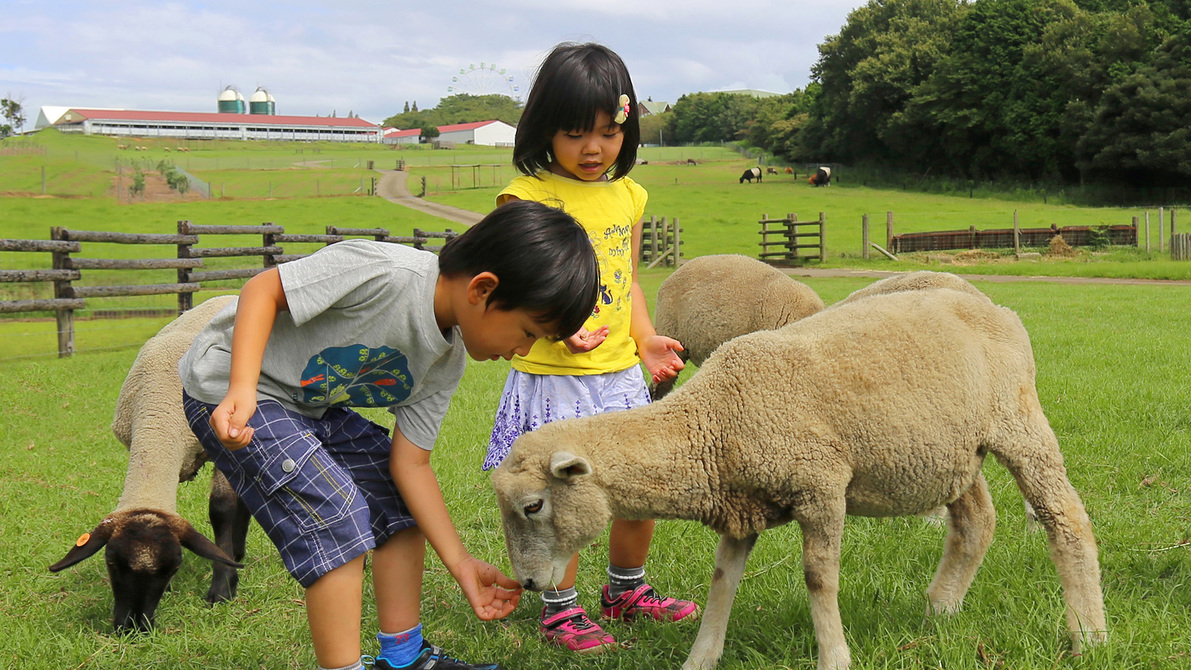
[249,431,358,533]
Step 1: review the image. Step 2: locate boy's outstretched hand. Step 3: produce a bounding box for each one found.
[450,554,523,620]
[640,334,685,385]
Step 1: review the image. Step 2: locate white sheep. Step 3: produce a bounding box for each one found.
[838,270,989,305]
[651,254,824,399]
[493,288,1106,670]
[50,296,248,632]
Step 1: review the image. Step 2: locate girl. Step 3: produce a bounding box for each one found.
[482,42,697,654]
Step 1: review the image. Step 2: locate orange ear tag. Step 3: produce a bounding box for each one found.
[75,533,91,547]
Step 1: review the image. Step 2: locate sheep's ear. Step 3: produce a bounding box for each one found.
[549,452,592,481]
[179,522,244,569]
[49,521,113,572]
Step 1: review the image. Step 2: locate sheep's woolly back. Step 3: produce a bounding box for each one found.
[501,288,1038,538]
[654,254,824,367]
[840,271,989,305]
[113,296,235,512]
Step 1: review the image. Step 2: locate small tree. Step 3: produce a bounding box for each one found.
[1,94,25,135]
[420,125,440,143]
[128,168,145,198]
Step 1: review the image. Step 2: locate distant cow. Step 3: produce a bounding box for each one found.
[785,167,794,174]
[739,167,762,184]
[766,167,778,175]
[687,159,698,166]
[809,166,832,187]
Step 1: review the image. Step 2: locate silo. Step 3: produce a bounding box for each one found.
[249,87,276,115]
[218,86,246,113]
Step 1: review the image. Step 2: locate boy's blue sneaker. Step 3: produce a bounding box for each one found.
[371,641,504,670]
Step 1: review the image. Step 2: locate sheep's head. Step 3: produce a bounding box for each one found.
[492,435,612,591]
[49,509,241,633]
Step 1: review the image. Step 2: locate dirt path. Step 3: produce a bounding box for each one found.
[375,170,483,226]
[782,267,1191,286]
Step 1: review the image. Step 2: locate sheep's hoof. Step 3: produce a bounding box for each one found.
[817,647,851,670]
[927,598,964,616]
[1071,629,1108,655]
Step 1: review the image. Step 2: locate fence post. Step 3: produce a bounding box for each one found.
[413,228,425,251]
[818,212,827,263]
[50,227,76,358]
[862,214,870,260]
[652,216,662,266]
[1145,212,1151,252]
[886,211,894,249]
[263,222,278,267]
[1159,207,1165,253]
[1013,210,1020,255]
[177,220,194,313]
[671,217,681,267]
[1172,209,1178,237]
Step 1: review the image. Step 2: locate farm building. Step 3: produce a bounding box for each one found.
[435,120,516,147]
[43,108,382,142]
[382,127,422,145]
[638,99,671,116]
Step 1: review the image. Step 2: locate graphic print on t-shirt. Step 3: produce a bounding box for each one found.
[300,344,414,407]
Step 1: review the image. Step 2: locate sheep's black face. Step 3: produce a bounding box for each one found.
[107,527,184,633]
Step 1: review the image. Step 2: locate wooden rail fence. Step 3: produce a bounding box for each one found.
[640,216,683,268]
[1,223,458,357]
[758,212,826,265]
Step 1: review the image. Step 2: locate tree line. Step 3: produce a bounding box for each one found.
[652,0,1191,190]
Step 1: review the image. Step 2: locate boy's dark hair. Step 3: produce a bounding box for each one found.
[513,42,640,181]
[438,199,599,340]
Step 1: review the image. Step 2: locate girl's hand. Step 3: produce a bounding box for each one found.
[449,554,523,620]
[640,334,685,384]
[564,325,609,354]
[209,388,258,450]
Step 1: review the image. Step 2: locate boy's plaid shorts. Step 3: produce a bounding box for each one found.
[182,392,416,587]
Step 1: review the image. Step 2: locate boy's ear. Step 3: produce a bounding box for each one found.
[467,272,499,305]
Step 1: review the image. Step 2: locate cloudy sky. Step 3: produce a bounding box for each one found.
[2,0,865,128]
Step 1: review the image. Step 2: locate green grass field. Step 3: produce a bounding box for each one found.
[2,131,1191,668]
[3,279,1190,669]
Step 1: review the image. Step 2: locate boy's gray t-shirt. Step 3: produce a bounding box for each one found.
[179,239,466,450]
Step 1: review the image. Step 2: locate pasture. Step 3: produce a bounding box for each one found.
[2,132,1190,668]
[3,277,1191,668]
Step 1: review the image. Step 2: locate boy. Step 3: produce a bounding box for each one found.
[179,200,600,670]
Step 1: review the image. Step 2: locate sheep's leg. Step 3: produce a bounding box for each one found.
[927,472,996,614]
[682,533,756,670]
[800,505,850,670]
[995,424,1107,652]
[206,467,250,604]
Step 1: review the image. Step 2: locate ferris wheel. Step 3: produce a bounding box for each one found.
[448,62,521,101]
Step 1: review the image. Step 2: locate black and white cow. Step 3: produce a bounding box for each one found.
[739,167,762,184]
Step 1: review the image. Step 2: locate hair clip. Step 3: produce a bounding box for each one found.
[614,94,631,124]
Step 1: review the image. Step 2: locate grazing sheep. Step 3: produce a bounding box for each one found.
[739,167,762,184]
[50,296,249,633]
[651,254,824,399]
[493,288,1107,670]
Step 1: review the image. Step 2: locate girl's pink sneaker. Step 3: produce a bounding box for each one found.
[600,584,700,622]
[538,607,616,653]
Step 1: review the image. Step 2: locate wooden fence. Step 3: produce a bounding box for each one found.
[758,212,826,265]
[639,216,683,268]
[1173,234,1191,261]
[1,223,457,357]
[891,221,1137,253]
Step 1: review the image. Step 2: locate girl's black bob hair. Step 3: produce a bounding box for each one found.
[438,199,599,340]
[513,42,640,181]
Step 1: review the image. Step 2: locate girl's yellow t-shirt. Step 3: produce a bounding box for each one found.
[499,171,647,376]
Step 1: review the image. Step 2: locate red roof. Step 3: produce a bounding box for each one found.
[383,127,421,137]
[61,108,378,128]
[437,120,503,133]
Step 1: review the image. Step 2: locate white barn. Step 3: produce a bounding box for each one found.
[436,120,515,147]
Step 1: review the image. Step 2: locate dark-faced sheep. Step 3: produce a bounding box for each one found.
[739,167,762,184]
[494,288,1106,670]
[49,296,249,633]
[651,254,823,400]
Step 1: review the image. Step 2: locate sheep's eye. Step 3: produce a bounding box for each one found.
[524,500,543,516]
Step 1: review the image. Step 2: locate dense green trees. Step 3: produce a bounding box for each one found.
[382,93,521,131]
